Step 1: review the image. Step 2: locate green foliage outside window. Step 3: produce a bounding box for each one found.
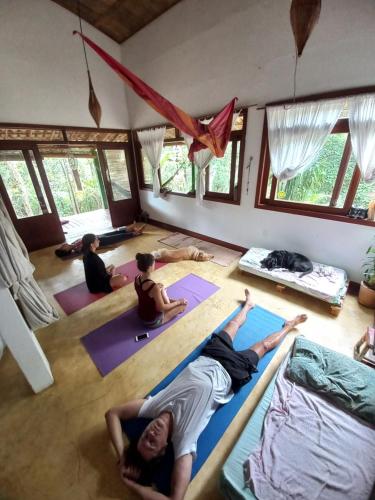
[0,155,42,218]
[208,142,232,193]
[43,157,106,217]
[272,134,375,209]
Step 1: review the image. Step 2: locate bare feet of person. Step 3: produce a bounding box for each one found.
[135,224,146,234]
[244,288,255,310]
[284,314,308,330]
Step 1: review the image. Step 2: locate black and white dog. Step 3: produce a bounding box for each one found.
[260,250,313,278]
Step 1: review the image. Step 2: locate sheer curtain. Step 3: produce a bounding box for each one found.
[267,99,344,181]
[0,196,59,330]
[349,93,375,182]
[137,127,166,197]
[182,112,239,205]
[182,131,213,206]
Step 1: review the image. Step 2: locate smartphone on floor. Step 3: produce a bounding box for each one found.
[135,332,150,342]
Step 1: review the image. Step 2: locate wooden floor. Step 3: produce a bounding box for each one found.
[0,224,373,500]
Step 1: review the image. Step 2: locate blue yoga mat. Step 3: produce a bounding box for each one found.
[122,304,285,494]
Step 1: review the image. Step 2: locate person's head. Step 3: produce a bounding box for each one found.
[55,243,73,257]
[122,421,169,485]
[136,416,170,461]
[136,252,155,273]
[82,233,99,255]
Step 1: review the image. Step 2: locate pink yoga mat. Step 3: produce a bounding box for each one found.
[54,260,166,315]
[81,273,219,376]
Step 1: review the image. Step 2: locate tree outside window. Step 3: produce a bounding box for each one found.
[258,114,375,225]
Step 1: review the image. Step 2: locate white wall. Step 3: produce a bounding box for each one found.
[121,0,375,282]
[0,0,129,128]
[0,285,54,393]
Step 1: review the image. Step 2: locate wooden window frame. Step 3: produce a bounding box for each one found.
[255,87,375,228]
[135,109,248,204]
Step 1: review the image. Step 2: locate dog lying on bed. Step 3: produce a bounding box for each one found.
[260,250,313,277]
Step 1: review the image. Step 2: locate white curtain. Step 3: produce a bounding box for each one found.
[182,111,240,205]
[267,99,344,181]
[348,93,375,183]
[182,132,213,206]
[137,127,166,197]
[0,197,59,330]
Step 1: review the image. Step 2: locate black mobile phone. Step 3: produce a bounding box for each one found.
[135,332,149,342]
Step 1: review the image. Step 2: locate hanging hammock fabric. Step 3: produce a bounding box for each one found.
[73,31,237,160]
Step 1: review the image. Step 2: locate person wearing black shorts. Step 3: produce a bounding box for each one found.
[105,289,307,500]
[201,290,307,391]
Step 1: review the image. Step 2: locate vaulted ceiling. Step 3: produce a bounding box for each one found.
[52,0,182,44]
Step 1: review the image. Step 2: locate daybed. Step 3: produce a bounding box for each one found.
[238,248,348,316]
[220,338,375,500]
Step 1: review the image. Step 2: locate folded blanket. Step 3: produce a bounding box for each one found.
[287,337,375,425]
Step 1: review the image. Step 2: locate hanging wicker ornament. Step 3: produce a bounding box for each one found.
[88,70,102,127]
[290,0,321,57]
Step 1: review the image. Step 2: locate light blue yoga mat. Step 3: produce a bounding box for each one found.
[122,304,285,494]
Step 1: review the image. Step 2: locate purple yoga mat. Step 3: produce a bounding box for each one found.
[81,273,219,376]
[54,260,166,315]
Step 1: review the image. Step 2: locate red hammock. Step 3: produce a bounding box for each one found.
[74,31,237,160]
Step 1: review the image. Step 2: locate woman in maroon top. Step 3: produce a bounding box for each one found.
[134,253,187,328]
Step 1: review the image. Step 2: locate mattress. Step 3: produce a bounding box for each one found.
[239,248,348,305]
[219,370,278,500]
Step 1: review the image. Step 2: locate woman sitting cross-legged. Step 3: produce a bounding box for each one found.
[82,233,127,294]
[134,253,188,329]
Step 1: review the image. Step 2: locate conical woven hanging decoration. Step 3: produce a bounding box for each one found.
[88,71,102,127]
[290,0,321,57]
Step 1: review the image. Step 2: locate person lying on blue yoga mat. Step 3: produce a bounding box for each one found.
[105,289,307,500]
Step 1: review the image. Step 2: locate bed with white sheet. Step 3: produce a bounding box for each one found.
[239,247,348,313]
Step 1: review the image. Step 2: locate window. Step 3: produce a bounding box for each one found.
[256,112,375,226]
[103,149,132,201]
[0,150,50,218]
[205,137,242,202]
[139,133,194,196]
[137,109,247,204]
[159,143,193,194]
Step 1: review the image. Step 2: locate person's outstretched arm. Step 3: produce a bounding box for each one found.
[123,453,192,500]
[105,399,145,460]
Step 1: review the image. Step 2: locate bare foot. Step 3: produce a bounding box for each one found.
[244,288,255,309]
[284,314,308,329]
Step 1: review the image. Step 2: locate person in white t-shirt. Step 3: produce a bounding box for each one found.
[105,289,307,500]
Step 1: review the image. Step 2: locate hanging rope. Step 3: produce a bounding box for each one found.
[77,1,90,73]
[76,0,102,127]
[293,47,298,103]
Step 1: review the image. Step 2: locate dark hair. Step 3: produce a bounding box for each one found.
[123,440,161,486]
[55,248,70,257]
[136,252,155,272]
[81,233,96,255]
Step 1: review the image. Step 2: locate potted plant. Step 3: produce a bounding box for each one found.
[358,239,375,308]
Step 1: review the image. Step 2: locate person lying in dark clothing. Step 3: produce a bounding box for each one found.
[54,224,145,258]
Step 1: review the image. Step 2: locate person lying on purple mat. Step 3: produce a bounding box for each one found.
[54,223,145,258]
[134,252,188,329]
[105,289,307,500]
